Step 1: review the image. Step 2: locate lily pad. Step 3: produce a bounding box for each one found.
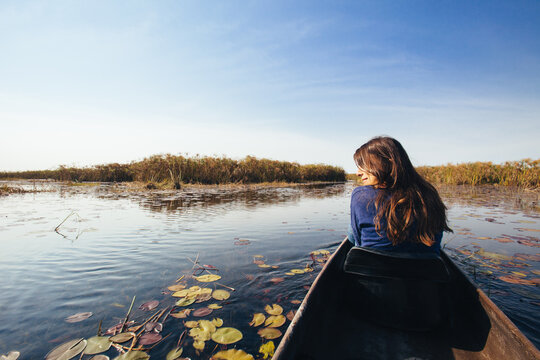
[193,307,213,317]
[194,274,221,282]
[211,327,243,344]
[166,347,183,360]
[211,349,254,360]
[139,332,162,345]
[257,327,282,340]
[45,338,87,360]
[89,356,109,360]
[172,289,190,298]
[259,341,275,359]
[193,340,205,351]
[264,304,283,315]
[212,289,230,300]
[84,336,112,355]
[139,300,159,311]
[286,310,296,321]
[168,284,186,292]
[176,297,196,306]
[196,293,212,303]
[112,351,149,360]
[110,333,134,343]
[144,322,163,333]
[0,352,20,360]
[290,269,305,274]
[212,318,223,327]
[65,312,93,323]
[171,309,192,318]
[249,313,265,327]
[264,315,286,328]
[208,303,222,309]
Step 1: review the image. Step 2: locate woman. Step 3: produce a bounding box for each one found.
[348,136,452,253]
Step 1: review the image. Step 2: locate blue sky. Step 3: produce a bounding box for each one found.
[1,0,539,172]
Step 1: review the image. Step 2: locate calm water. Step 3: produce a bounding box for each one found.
[0,181,538,358]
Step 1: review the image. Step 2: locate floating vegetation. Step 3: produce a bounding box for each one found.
[30,242,332,359]
[65,311,93,323]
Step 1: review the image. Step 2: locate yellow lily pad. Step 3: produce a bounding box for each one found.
[249,313,266,327]
[208,303,223,309]
[212,289,230,300]
[290,269,305,274]
[193,340,205,351]
[189,327,212,341]
[212,318,224,327]
[258,264,271,268]
[264,304,283,315]
[195,274,222,282]
[259,341,275,359]
[211,349,254,360]
[172,289,190,298]
[184,321,199,328]
[198,320,216,334]
[257,327,282,340]
[253,255,264,258]
[170,309,192,318]
[211,327,243,344]
[285,272,295,276]
[168,284,186,292]
[264,315,286,328]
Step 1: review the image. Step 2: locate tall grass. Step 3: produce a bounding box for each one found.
[346,159,539,188]
[416,159,539,188]
[0,155,346,184]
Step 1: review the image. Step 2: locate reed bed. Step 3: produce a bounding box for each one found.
[348,159,539,188]
[416,159,539,188]
[0,155,346,185]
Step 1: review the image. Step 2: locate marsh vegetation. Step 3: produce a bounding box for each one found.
[0,155,345,187]
[348,159,539,189]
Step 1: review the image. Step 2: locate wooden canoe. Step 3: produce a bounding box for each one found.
[274,239,539,360]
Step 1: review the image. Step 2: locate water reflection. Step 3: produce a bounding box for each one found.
[0,181,538,358]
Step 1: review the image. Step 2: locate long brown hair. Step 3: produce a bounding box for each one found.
[354,136,452,246]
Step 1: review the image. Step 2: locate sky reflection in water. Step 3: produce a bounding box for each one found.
[0,181,538,357]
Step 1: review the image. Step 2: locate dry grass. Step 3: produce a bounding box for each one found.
[346,159,539,189]
[0,154,346,185]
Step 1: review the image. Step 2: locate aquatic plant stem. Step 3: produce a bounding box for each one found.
[121,295,136,332]
[216,282,235,291]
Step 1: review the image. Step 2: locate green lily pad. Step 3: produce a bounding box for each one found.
[166,347,183,360]
[112,351,150,360]
[89,356,110,360]
[176,297,196,306]
[45,338,87,360]
[84,336,112,354]
[110,333,134,343]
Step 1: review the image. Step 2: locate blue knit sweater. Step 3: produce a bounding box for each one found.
[348,185,442,254]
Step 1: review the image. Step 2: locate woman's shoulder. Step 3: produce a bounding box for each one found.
[351,185,379,206]
[352,185,379,197]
